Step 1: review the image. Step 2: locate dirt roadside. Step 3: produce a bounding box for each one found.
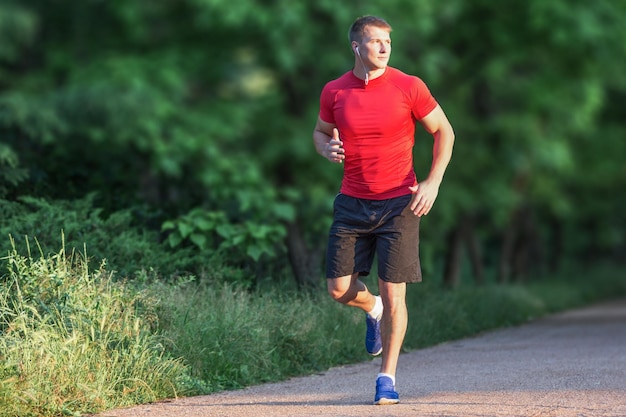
[98,298,626,417]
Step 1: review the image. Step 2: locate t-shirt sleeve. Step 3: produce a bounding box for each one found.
[319,84,336,124]
[411,77,438,120]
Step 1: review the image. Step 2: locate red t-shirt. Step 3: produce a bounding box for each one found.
[319,67,438,200]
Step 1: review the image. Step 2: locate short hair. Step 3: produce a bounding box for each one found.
[348,15,392,43]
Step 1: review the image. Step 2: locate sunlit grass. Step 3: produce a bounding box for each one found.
[0,237,190,417]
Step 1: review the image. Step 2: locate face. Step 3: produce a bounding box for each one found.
[356,25,392,69]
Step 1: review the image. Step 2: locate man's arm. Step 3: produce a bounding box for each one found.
[313,117,345,163]
[409,104,455,216]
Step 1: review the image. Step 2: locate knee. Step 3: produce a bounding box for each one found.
[379,282,407,314]
[327,281,350,303]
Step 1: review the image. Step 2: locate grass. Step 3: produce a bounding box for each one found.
[151,280,366,393]
[1,238,625,416]
[0,238,191,417]
[403,265,626,350]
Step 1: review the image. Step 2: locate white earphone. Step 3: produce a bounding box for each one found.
[354,46,368,85]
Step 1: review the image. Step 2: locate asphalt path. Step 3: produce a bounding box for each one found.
[99,298,626,417]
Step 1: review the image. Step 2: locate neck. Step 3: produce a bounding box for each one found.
[353,66,386,82]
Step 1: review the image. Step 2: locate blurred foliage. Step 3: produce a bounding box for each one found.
[0,195,201,278]
[0,0,624,286]
[0,143,28,197]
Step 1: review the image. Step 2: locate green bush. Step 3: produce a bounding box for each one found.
[0,143,28,198]
[0,195,200,278]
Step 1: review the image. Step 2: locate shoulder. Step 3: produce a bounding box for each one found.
[386,67,430,91]
[322,71,354,91]
[386,67,437,118]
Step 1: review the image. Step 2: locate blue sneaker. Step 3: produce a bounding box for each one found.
[365,314,382,356]
[374,376,399,405]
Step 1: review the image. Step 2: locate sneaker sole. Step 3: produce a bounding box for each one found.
[374,398,400,405]
[369,347,383,356]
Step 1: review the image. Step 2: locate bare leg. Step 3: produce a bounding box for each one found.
[327,272,377,312]
[378,279,407,376]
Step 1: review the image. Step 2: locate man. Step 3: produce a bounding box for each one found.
[313,15,454,405]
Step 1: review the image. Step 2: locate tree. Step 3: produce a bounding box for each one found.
[1,0,625,287]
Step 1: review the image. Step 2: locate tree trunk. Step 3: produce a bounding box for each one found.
[443,214,486,288]
[442,224,464,288]
[548,217,563,273]
[500,205,546,283]
[463,216,485,284]
[498,207,524,283]
[285,221,323,291]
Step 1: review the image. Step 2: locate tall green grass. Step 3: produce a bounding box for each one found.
[151,280,365,393]
[151,263,626,394]
[0,238,191,417]
[1,236,625,417]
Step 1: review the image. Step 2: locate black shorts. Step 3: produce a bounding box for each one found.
[326,193,422,283]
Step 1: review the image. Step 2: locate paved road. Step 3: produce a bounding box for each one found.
[100,298,626,417]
